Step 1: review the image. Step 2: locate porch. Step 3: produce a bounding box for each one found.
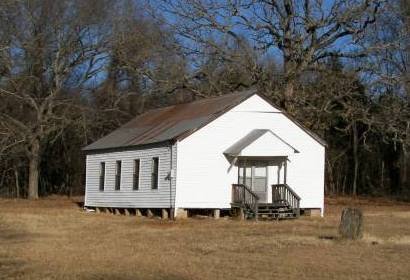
[231,183,300,220]
[224,129,302,220]
[230,157,301,220]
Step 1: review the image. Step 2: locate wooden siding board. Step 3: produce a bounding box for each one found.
[85,144,177,208]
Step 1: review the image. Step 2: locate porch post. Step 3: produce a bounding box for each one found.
[277,164,281,184]
[237,158,240,184]
[243,158,247,183]
[284,159,287,184]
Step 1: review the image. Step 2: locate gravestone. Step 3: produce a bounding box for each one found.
[339,208,363,240]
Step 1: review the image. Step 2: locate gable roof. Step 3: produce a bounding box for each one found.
[83,89,257,151]
[224,129,299,157]
[83,89,326,152]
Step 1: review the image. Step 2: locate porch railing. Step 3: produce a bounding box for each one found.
[272,184,300,215]
[232,184,259,215]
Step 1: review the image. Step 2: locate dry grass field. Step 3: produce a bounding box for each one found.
[1,197,410,280]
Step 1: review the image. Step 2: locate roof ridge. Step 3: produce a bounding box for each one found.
[136,88,257,118]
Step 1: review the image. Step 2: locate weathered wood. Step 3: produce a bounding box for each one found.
[271,184,300,212]
[113,208,120,215]
[124,208,131,216]
[231,184,259,219]
[339,208,363,240]
[255,203,297,220]
[238,208,245,220]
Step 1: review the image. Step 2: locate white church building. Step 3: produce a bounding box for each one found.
[83,89,326,219]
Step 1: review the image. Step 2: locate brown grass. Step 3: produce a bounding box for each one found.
[1,196,410,280]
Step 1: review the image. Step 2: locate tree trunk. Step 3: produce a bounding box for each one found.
[342,174,347,195]
[352,122,359,196]
[283,56,297,113]
[67,174,72,197]
[14,167,20,198]
[401,121,409,193]
[380,160,384,191]
[28,140,40,200]
[0,170,6,194]
[400,146,408,193]
[326,158,336,194]
[284,79,296,113]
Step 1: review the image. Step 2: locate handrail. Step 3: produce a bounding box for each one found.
[275,183,300,200]
[271,184,300,215]
[232,184,259,218]
[233,183,259,200]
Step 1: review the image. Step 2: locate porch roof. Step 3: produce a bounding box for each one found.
[224,129,299,157]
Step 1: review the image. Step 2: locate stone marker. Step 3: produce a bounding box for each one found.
[339,207,363,240]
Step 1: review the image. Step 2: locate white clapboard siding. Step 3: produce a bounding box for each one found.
[175,94,325,213]
[85,144,177,208]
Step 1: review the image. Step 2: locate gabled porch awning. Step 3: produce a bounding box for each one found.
[224,129,299,158]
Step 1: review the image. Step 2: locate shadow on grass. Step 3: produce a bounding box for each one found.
[0,216,30,244]
[0,218,29,278]
[318,235,338,240]
[74,201,84,208]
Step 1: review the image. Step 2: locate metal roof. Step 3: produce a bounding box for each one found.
[224,129,299,156]
[83,89,327,152]
[83,89,257,151]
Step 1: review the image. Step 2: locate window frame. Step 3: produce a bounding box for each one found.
[238,163,268,191]
[115,160,122,190]
[151,157,159,190]
[99,162,105,191]
[133,159,140,190]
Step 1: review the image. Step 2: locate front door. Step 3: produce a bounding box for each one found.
[253,166,268,202]
[238,165,268,203]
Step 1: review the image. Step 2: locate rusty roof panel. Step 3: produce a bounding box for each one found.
[83,89,257,151]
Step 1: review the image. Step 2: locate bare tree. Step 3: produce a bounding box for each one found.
[363,0,410,194]
[0,0,110,199]
[294,59,372,195]
[153,0,383,110]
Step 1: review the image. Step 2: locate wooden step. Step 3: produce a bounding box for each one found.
[233,203,299,221]
[258,205,291,210]
[256,204,297,220]
[257,212,297,220]
[258,207,292,212]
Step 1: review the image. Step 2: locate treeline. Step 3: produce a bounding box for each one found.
[0,0,409,199]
